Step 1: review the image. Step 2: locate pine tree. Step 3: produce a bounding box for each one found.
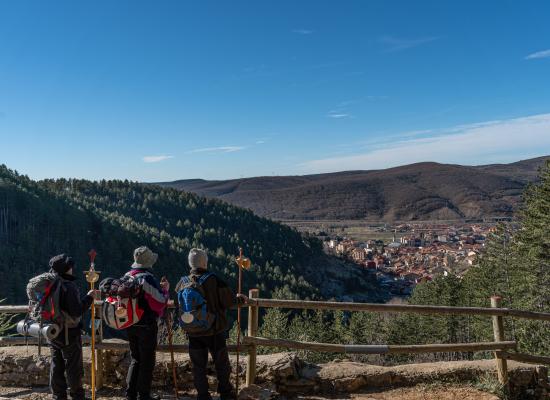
[0,299,15,336]
[257,308,290,354]
[460,161,550,355]
[461,224,517,344]
[508,160,550,355]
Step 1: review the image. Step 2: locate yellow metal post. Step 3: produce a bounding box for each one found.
[85,250,100,400]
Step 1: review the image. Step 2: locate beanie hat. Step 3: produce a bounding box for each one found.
[49,254,75,274]
[132,246,158,269]
[188,248,208,271]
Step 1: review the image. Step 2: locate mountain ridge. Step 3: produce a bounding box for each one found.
[157,156,550,221]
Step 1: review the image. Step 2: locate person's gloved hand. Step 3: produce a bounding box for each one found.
[160,276,170,292]
[236,293,249,305]
[98,277,115,295]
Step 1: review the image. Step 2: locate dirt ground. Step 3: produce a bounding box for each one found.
[0,385,498,400]
[313,386,498,400]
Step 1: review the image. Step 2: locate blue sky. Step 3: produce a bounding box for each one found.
[1,1,549,181]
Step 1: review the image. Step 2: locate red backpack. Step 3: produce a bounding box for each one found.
[101,271,150,330]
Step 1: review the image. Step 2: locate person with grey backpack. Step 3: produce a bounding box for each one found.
[176,248,247,400]
[39,254,94,400]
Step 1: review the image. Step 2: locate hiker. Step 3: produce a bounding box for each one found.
[48,254,94,400]
[176,248,248,400]
[124,246,169,400]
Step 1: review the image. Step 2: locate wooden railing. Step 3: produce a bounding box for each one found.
[1,291,550,388]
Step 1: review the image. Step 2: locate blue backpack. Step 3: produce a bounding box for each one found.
[176,272,216,334]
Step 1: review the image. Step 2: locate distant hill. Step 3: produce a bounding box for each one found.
[0,164,384,304]
[157,156,550,221]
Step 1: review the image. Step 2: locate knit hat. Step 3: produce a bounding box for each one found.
[132,246,158,269]
[188,248,208,271]
[49,254,75,274]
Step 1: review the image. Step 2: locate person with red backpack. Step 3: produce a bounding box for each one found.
[47,254,94,400]
[124,246,169,400]
[176,248,247,400]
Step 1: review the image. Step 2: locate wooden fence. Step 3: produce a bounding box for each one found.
[2,291,550,389]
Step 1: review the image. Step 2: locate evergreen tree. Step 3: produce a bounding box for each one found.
[507,161,550,355]
[461,224,517,344]
[460,161,550,355]
[0,299,15,336]
[257,308,290,354]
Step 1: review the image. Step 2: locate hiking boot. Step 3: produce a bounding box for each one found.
[220,392,237,400]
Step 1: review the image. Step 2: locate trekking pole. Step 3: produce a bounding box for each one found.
[161,277,179,400]
[85,250,100,400]
[234,248,251,396]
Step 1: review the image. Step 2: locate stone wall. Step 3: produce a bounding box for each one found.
[0,345,548,399]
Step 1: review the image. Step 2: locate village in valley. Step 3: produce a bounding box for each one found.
[310,220,510,297]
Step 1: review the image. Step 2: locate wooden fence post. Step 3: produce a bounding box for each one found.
[246,289,259,387]
[491,296,508,385]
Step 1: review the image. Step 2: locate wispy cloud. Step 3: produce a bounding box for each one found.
[143,155,174,163]
[254,136,272,145]
[292,29,314,35]
[187,146,245,154]
[525,49,550,60]
[327,112,352,119]
[300,113,550,173]
[380,35,439,52]
[326,96,389,119]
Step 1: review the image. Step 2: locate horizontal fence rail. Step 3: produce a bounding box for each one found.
[496,351,550,366]
[249,298,550,321]
[4,300,550,321]
[0,336,91,345]
[95,341,249,354]
[0,300,228,315]
[0,336,249,354]
[0,305,28,314]
[243,336,517,355]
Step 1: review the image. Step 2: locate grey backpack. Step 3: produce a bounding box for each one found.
[26,273,81,342]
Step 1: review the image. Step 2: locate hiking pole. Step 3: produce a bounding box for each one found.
[85,249,100,400]
[234,248,251,396]
[161,277,179,400]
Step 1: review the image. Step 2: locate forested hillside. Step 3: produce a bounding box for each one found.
[0,164,350,304]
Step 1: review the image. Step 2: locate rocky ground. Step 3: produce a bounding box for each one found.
[1,344,548,399]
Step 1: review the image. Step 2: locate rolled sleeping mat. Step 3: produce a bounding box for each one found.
[16,320,61,341]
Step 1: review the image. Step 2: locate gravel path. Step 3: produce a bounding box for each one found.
[0,385,497,400]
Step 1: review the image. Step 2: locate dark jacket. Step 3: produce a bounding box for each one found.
[57,273,94,338]
[178,269,237,337]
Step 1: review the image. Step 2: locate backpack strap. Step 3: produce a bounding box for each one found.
[197,272,214,286]
[126,269,153,278]
[176,273,213,293]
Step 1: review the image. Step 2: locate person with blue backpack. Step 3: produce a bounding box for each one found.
[176,248,247,400]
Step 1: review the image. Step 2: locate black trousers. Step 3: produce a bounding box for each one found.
[50,335,85,400]
[126,324,158,399]
[188,332,234,400]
